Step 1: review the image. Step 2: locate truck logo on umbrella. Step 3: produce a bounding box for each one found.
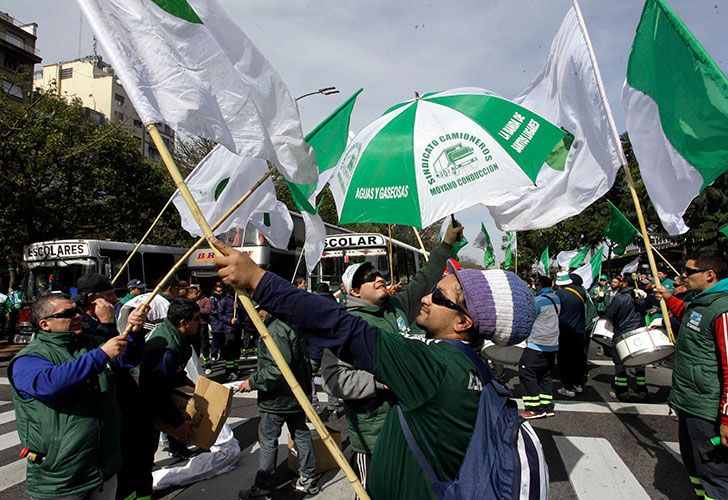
[432,143,477,178]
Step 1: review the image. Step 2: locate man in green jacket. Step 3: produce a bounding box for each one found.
[320,223,462,489]
[9,293,147,499]
[656,251,728,500]
[238,310,318,499]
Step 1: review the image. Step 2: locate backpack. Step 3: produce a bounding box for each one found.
[397,340,549,499]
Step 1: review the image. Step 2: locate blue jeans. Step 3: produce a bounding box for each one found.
[256,411,315,487]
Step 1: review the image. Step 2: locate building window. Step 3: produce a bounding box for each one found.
[113,111,125,122]
[133,119,143,128]
[2,80,23,99]
[3,54,19,71]
[115,93,125,105]
[60,68,73,79]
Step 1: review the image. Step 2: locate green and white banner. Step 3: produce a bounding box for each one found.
[537,247,550,276]
[472,223,496,269]
[330,88,567,228]
[503,231,517,270]
[623,0,728,235]
[556,246,589,270]
[573,246,605,289]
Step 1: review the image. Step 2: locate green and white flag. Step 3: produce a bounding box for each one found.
[472,223,496,269]
[604,201,638,255]
[537,247,550,276]
[77,0,316,184]
[286,90,361,272]
[721,224,728,238]
[623,0,728,235]
[171,145,284,240]
[330,87,568,228]
[556,246,589,270]
[439,219,468,259]
[621,256,640,276]
[573,246,605,289]
[503,231,517,270]
[487,7,622,230]
[251,202,294,251]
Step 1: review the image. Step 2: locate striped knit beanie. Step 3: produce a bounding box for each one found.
[455,269,536,346]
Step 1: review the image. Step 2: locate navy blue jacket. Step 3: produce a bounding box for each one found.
[209,293,225,333]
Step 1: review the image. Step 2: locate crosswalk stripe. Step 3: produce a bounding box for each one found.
[0,431,19,452]
[0,378,8,386]
[661,441,682,463]
[515,399,671,416]
[0,410,16,425]
[554,436,651,499]
[0,458,25,491]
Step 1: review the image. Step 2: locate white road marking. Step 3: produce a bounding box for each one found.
[660,441,682,463]
[516,399,671,416]
[0,458,25,491]
[0,431,19,452]
[0,410,16,425]
[554,436,651,499]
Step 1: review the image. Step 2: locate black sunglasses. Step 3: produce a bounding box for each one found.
[683,266,708,276]
[356,271,384,288]
[430,286,469,317]
[43,307,81,321]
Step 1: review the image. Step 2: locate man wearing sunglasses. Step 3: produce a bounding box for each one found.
[8,293,148,500]
[320,224,462,490]
[654,251,728,500]
[215,237,539,499]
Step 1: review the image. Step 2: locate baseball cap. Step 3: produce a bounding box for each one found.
[127,279,146,290]
[341,262,375,294]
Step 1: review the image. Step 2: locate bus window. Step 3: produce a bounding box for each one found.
[128,252,144,285]
[142,252,179,287]
[99,249,130,281]
[25,259,97,299]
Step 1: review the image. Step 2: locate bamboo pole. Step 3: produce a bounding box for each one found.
[112,195,175,285]
[572,0,675,343]
[412,227,429,262]
[120,166,274,336]
[291,247,305,283]
[650,245,680,277]
[144,124,368,499]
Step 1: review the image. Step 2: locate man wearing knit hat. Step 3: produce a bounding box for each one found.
[215,239,537,499]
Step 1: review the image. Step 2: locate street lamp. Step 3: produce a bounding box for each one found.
[295,86,339,101]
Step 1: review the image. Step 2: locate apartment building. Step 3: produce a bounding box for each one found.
[0,11,41,103]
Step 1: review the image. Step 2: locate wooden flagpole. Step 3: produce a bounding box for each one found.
[412,227,430,262]
[650,245,680,277]
[112,195,175,285]
[144,124,369,499]
[290,247,306,283]
[572,0,675,343]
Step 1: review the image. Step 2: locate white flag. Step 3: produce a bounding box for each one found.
[251,201,294,251]
[77,0,316,184]
[621,256,640,276]
[172,146,276,237]
[487,7,621,230]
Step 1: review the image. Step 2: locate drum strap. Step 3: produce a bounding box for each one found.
[544,295,559,316]
[564,287,585,304]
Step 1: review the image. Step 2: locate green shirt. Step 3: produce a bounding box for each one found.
[369,333,481,499]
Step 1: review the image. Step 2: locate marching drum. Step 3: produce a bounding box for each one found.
[614,326,674,366]
[482,340,527,366]
[591,318,615,347]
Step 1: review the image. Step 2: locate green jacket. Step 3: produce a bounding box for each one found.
[249,316,312,414]
[145,318,192,374]
[118,293,135,307]
[590,284,612,314]
[9,331,120,498]
[321,241,452,453]
[670,278,728,422]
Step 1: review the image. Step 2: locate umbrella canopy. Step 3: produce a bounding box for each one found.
[330,87,567,228]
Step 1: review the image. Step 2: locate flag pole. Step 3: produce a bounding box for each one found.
[649,245,680,277]
[112,195,174,285]
[144,123,369,499]
[412,227,429,262]
[290,247,305,282]
[572,0,675,343]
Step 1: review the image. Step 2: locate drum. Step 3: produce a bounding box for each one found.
[614,326,674,366]
[591,318,615,347]
[481,340,527,366]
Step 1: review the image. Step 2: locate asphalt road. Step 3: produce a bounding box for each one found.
[0,343,695,499]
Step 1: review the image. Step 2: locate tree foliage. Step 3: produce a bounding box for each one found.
[0,91,193,275]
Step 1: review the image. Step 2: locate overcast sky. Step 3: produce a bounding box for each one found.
[3,0,727,261]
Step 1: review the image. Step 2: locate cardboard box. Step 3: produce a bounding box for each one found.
[288,426,342,475]
[156,376,233,450]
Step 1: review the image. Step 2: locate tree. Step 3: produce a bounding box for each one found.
[0,91,193,284]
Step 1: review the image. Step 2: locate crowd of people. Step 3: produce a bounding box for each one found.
[5,222,728,500]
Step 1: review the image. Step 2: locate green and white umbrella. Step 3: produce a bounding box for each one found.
[329,87,568,228]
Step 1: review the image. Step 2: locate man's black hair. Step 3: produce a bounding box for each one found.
[537,275,552,289]
[31,293,71,328]
[687,250,728,280]
[569,273,583,286]
[167,298,200,326]
[315,282,330,294]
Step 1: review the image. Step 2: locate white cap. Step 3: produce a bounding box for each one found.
[555,271,572,286]
[341,262,371,294]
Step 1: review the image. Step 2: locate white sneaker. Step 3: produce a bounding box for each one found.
[574,385,583,393]
[204,368,212,375]
[557,387,576,398]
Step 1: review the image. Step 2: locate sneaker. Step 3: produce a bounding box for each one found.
[543,409,555,417]
[635,390,648,400]
[520,410,547,420]
[574,385,583,394]
[227,371,241,382]
[294,476,320,495]
[609,390,631,402]
[557,387,576,398]
[238,485,272,500]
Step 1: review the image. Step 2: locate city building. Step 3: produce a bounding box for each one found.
[0,11,41,103]
[36,56,174,160]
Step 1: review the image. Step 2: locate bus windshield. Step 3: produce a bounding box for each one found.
[25,258,97,297]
